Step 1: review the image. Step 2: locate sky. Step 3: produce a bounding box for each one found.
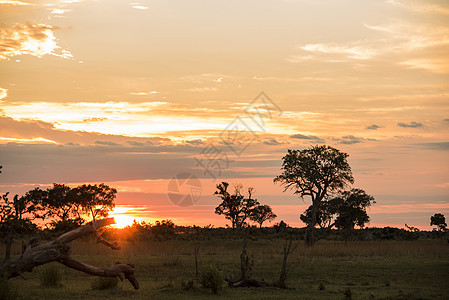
[0,0,448,230]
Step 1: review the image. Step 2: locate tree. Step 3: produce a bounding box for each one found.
[73,183,116,221]
[29,183,116,231]
[430,213,447,231]
[250,205,277,228]
[214,182,259,229]
[299,188,374,239]
[0,193,39,261]
[0,218,139,289]
[274,145,354,246]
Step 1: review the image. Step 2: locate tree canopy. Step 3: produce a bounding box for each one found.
[275,145,366,245]
[214,182,276,229]
[430,213,447,231]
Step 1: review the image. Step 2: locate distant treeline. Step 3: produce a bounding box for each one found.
[96,220,447,242]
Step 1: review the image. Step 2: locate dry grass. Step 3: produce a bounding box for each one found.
[3,238,449,299]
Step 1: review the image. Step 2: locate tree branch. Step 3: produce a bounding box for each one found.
[0,217,139,289]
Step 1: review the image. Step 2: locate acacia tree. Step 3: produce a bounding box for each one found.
[27,183,116,231]
[430,213,447,231]
[73,183,116,221]
[250,205,277,228]
[274,145,354,246]
[214,182,260,229]
[301,188,375,239]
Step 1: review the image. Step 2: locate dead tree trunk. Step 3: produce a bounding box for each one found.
[275,237,297,289]
[0,218,139,289]
[225,234,270,287]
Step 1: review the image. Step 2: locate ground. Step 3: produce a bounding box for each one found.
[4,239,449,299]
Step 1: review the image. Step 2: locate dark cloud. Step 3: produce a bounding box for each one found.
[94,141,121,146]
[397,121,423,128]
[0,116,170,146]
[366,124,381,130]
[415,142,449,150]
[0,143,274,185]
[338,135,366,144]
[186,139,205,146]
[263,139,281,145]
[443,119,449,124]
[290,134,324,143]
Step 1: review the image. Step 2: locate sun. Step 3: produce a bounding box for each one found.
[112,214,136,228]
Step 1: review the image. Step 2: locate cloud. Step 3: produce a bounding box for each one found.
[185,139,204,146]
[263,139,282,145]
[415,142,449,150]
[397,121,423,128]
[366,124,382,130]
[130,91,159,96]
[289,19,449,66]
[187,87,218,92]
[290,134,324,143]
[443,119,449,123]
[0,0,32,5]
[298,43,378,60]
[94,141,121,146]
[130,3,149,10]
[387,0,449,16]
[0,115,171,146]
[0,88,7,100]
[0,23,72,60]
[337,135,366,144]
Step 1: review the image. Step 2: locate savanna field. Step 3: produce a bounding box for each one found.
[3,238,449,300]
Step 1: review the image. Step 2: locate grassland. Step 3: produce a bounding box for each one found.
[4,239,449,299]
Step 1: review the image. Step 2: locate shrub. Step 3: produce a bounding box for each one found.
[0,277,18,300]
[91,277,119,290]
[39,263,62,288]
[199,264,223,294]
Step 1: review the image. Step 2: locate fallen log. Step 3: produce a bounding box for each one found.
[0,217,139,289]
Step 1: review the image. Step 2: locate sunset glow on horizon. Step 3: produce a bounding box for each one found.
[1,0,448,230]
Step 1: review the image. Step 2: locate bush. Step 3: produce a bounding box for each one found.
[91,277,119,290]
[0,277,18,300]
[39,263,62,288]
[199,264,223,294]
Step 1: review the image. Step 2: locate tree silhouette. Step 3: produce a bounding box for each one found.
[430,213,447,231]
[0,193,39,261]
[250,205,277,228]
[214,182,259,229]
[274,145,354,246]
[26,183,116,231]
[300,188,374,239]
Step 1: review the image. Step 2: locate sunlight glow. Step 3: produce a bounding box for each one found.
[112,214,137,229]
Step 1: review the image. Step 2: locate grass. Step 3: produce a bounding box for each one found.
[4,239,449,299]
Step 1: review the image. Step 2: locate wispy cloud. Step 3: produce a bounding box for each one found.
[289,17,449,68]
[187,87,218,92]
[0,23,72,60]
[398,121,423,128]
[387,0,449,16]
[290,133,324,143]
[130,3,149,10]
[336,135,367,144]
[0,88,7,100]
[130,91,159,96]
[0,0,32,5]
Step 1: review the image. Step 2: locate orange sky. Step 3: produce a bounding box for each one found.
[0,0,448,230]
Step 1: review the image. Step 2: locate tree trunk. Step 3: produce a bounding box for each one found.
[0,218,139,289]
[4,233,12,262]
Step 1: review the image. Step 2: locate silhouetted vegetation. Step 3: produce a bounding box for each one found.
[275,145,377,246]
[214,182,276,229]
[430,213,447,231]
